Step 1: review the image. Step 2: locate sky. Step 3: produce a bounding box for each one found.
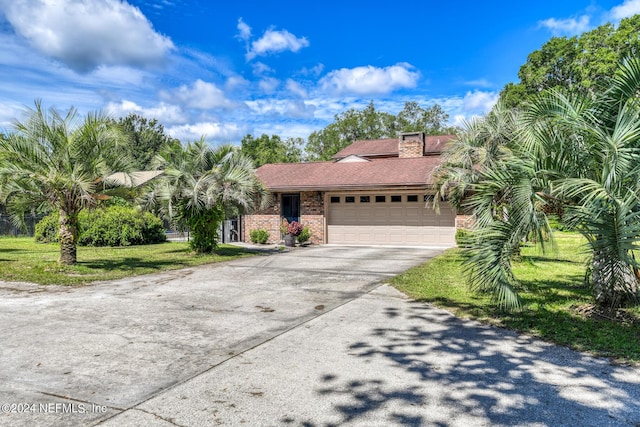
[0,0,637,145]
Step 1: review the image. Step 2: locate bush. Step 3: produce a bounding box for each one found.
[35,206,166,246]
[455,228,475,248]
[187,206,224,253]
[297,226,311,244]
[547,214,574,232]
[34,213,60,243]
[249,229,270,244]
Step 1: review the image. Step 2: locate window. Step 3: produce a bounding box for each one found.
[407,195,418,202]
[360,196,370,203]
[391,195,402,202]
[375,195,386,203]
[330,196,340,203]
[345,196,355,203]
[424,195,435,202]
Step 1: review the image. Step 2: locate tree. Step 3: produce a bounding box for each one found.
[240,134,303,167]
[0,101,132,265]
[447,59,640,310]
[306,101,396,161]
[153,139,266,253]
[305,101,453,161]
[396,101,455,134]
[112,113,180,170]
[435,100,518,211]
[500,15,640,107]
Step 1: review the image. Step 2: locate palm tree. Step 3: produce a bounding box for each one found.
[447,59,640,310]
[520,58,640,308]
[151,138,266,253]
[0,101,131,265]
[436,101,550,309]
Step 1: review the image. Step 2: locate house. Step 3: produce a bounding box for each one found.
[241,132,470,247]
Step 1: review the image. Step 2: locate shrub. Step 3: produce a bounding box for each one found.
[455,228,475,248]
[34,212,60,243]
[186,206,224,253]
[35,206,166,246]
[297,226,311,244]
[249,229,270,244]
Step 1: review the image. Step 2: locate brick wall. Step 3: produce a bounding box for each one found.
[300,191,325,244]
[455,214,475,229]
[242,191,326,244]
[242,195,281,244]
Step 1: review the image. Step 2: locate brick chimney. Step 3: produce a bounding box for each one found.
[398,132,425,158]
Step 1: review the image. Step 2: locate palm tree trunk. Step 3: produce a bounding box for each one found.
[591,249,640,308]
[58,209,78,265]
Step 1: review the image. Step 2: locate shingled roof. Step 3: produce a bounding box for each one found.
[332,134,455,159]
[332,138,399,159]
[255,156,441,191]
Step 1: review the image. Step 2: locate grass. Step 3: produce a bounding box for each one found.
[391,232,640,364]
[0,237,255,285]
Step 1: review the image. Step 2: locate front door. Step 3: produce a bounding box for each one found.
[281,193,300,223]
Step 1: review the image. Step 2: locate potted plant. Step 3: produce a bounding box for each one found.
[283,220,303,247]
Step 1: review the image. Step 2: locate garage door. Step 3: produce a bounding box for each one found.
[327,193,456,246]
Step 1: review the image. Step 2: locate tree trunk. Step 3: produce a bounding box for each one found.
[591,249,640,309]
[58,209,78,265]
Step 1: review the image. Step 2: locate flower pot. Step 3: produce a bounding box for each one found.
[284,234,296,247]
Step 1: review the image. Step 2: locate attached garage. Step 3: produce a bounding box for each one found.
[327,192,456,246]
[245,132,467,247]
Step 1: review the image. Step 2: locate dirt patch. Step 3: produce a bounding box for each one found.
[572,304,640,325]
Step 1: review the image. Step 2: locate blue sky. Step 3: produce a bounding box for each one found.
[0,0,636,144]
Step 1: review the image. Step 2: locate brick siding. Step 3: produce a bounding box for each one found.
[242,191,325,245]
[455,214,475,229]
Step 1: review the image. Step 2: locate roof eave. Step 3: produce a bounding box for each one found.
[263,183,434,192]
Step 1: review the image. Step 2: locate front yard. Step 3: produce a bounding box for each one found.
[391,232,640,364]
[0,237,254,285]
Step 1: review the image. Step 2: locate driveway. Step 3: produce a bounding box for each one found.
[1,245,639,426]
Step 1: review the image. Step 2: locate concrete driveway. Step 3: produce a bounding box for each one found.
[1,245,639,426]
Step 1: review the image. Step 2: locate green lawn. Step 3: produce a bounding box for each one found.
[391,232,640,364]
[0,237,255,285]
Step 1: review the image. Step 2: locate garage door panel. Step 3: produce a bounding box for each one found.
[328,195,456,246]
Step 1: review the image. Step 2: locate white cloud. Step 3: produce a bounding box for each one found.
[0,102,21,129]
[286,79,308,98]
[245,99,315,119]
[538,15,590,35]
[165,79,234,110]
[298,64,324,77]
[259,77,280,93]
[0,0,174,72]
[225,75,249,90]
[246,28,309,60]
[106,100,187,124]
[319,63,420,95]
[453,114,468,127]
[610,0,640,19]
[463,78,493,88]
[167,122,245,143]
[236,17,252,41]
[252,62,274,76]
[462,90,498,114]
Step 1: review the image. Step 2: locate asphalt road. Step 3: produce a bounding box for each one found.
[0,245,639,426]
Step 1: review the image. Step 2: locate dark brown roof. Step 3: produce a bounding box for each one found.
[256,156,442,191]
[332,138,398,159]
[332,134,456,159]
[424,135,455,155]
